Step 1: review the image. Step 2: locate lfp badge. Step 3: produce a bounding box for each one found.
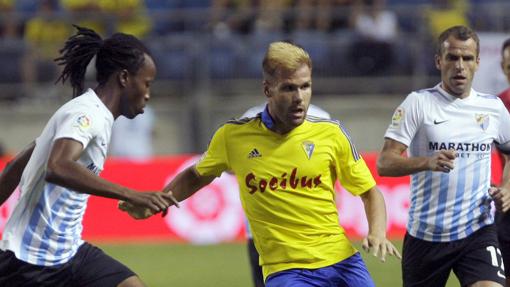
[75,115,91,131]
[390,107,404,128]
[475,114,489,131]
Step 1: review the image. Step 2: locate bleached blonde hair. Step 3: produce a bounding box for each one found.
[262,41,312,82]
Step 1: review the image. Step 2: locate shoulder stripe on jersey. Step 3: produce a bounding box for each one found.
[338,122,361,161]
[306,116,337,124]
[417,88,438,94]
[476,93,498,99]
[306,117,361,161]
[431,90,443,97]
[226,115,260,125]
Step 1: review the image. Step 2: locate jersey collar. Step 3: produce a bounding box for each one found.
[436,83,476,101]
[86,88,114,122]
[261,104,275,130]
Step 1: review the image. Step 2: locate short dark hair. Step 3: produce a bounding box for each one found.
[436,25,480,56]
[502,38,510,56]
[55,25,151,98]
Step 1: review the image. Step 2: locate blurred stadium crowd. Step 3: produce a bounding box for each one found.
[0,0,509,154]
[0,0,508,101]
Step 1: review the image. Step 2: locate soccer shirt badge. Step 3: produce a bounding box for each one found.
[390,107,404,128]
[475,114,489,131]
[302,141,315,160]
[74,114,91,131]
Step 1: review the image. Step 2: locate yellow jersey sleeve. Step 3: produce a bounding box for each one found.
[195,125,229,177]
[334,125,376,195]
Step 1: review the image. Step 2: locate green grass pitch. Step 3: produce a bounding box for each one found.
[99,241,459,286]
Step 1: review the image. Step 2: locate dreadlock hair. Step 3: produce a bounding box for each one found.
[55,25,151,98]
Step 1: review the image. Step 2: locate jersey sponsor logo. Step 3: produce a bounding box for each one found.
[248,148,262,158]
[475,114,489,131]
[428,141,491,152]
[390,107,404,128]
[245,168,322,194]
[74,114,91,131]
[86,162,100,175]
[433,119,448,125]
[302,141,315,159]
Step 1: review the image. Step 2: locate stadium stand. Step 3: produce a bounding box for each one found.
[0,0,510,153]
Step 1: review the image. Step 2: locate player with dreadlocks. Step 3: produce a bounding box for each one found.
[0,25,176,286]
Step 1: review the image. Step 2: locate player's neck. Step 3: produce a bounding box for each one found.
[94,84,122,118]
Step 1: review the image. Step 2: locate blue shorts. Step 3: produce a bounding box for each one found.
[0,242,136,287]
[265,253,375,287]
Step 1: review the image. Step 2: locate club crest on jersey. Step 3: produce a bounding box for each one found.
[74,114,91,131]
[302,141,315,160]
[475,114,489,131]
[390,107,404,128]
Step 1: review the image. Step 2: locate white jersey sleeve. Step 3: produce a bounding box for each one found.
[384,92,424,147]
[53,109,97,149]
[497,100,510,145]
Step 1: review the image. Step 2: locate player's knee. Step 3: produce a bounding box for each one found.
[467,280,504,287]
[117,275,146,287]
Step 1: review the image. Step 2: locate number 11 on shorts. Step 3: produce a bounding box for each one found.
[486,246,506,279]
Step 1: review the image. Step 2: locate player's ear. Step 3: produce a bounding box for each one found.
[434,54,441,71]
[263,81,270,98]
[118,69,129,88]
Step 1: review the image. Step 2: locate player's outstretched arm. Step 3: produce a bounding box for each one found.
[359,186,401,262]
[500,153,510,188]
[162,165,216,202]
[489,152,510,212]
[46,138,174,214]
[119,165,216,219]
[377,138,456,176]
[0,141,35,206]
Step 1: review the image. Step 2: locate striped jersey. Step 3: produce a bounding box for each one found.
[195,107,376,279]
[384,84,510,242]
[0,89,114,266]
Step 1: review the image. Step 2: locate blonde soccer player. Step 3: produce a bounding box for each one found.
[122,41,400,287]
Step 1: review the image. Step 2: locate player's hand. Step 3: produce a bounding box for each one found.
[118,200,154,219]
[362,234,401,262]
[161,190,180,217]
[428,150,456,173]
[489,187,510,212]
[125,191,177,215]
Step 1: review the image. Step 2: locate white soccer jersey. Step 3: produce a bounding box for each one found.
[385,84,510,242]
[0,89,114,266]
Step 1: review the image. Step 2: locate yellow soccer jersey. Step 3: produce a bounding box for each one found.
[195,110,376,279]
